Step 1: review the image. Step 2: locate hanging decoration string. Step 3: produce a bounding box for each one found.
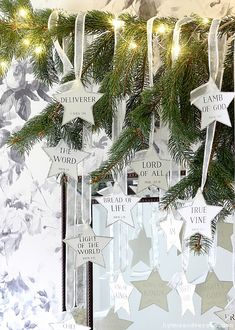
[190,19,227,191]
[48,10,73,76]
[172,17,193,274]
[111,15,129,273]
[147,16,162,270]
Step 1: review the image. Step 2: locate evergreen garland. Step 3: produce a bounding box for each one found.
[0,0,234,254]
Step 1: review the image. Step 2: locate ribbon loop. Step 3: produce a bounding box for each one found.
[48,10,73,76]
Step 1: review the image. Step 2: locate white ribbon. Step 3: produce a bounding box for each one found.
[48,10,73,76]
[171,17,193,62]
[74,13,86,81]
[191,20,227,273]
[172,18,193,274]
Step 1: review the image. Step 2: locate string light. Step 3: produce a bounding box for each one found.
[34,45,44,55]
[129,41,137,50]
[172,45,181,59]
[156,24,167,34]
[111,19,125,30]
[22,38,30,46]
[202,18,210,24]
[17,7,29,18]
[0,61,8,71]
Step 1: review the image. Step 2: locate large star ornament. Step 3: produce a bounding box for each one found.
[53,81,103,125]
[215,299,235,330]
[64,224,112,267]
[49,316,90,330]
[178,189,222,240]
[129,228,151,267]
[131,146,171,193]
[95,308,133,330]
[96,185,140,227]
[160,210,184,252]
[42,139,90,181]
[191,78,234,129]
[110,273,133,314]
[195,272,233,314]
[131,271,172,311]
[175,273,196,315]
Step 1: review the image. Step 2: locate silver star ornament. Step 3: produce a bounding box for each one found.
[131,271,172,311]
[42,139,90,181]
[178,189,222,240]
[131,146,171,193]
[95,308,133,330]
[54,80,103,125]
[64,224,112,268]
[195,272,233,314]
[129,228,151,267]
[160,210,183,252]
[191,78,234,130]
[96,185,140,227]
[110,273,133,314]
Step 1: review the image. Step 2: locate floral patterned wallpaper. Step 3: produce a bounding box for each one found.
[0,60,63,329]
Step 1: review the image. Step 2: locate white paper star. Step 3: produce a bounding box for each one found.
[64,224,112,267]
[175,273,196,315]
[215,299,235,330]
[129,228,151,267]
[191,78,234,130]
[110,273,133,314]
[131,146,171,193]
[178,189,222,240]
[49,316,90,330]
[42,139,90,180]
[53,80,103,125]
[160,210,183,252]
[96,185,140,227]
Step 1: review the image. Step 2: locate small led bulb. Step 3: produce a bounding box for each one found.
[157,24,167,34]
[111,19,125,30]
[23,38,30,46]
[129,41,137,50]
[34,45,44,55]
[18,8,29,18]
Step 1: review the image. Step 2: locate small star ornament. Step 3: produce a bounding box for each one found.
[178,189,222,240]
[131,271,171,311]
[131,146,171,193]
[215,299,235,330]
[95,308,133,330]
[195,272,233,314]
[42,139,89,181]
[129,228,151,267]
[160,210,183,252]
[49,316,90,330]
[191,77,234,129]
[110,273,133,314]
[54,80,103,125]
[173,272,196,315]
[96,185,140,227]
[64,224,112,267]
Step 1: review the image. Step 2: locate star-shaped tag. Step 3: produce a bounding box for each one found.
[175,273,196,315]
[95,308,133,330]
[195,271,233,314]
[215,299,235,330]
[110,273,133,314]
[131,146,171,193]
[191,78,234,129]
[131,271,172,311]
[178,189,222,240]
[53,81,103,125]
[42,139,90,181]
[63,224,112,268]
[129,228,151,267]
[96,185,140,227]
[160,210,184,252]
[49,316,90,330]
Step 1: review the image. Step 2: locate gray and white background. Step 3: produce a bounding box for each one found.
[0,1,234,329]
